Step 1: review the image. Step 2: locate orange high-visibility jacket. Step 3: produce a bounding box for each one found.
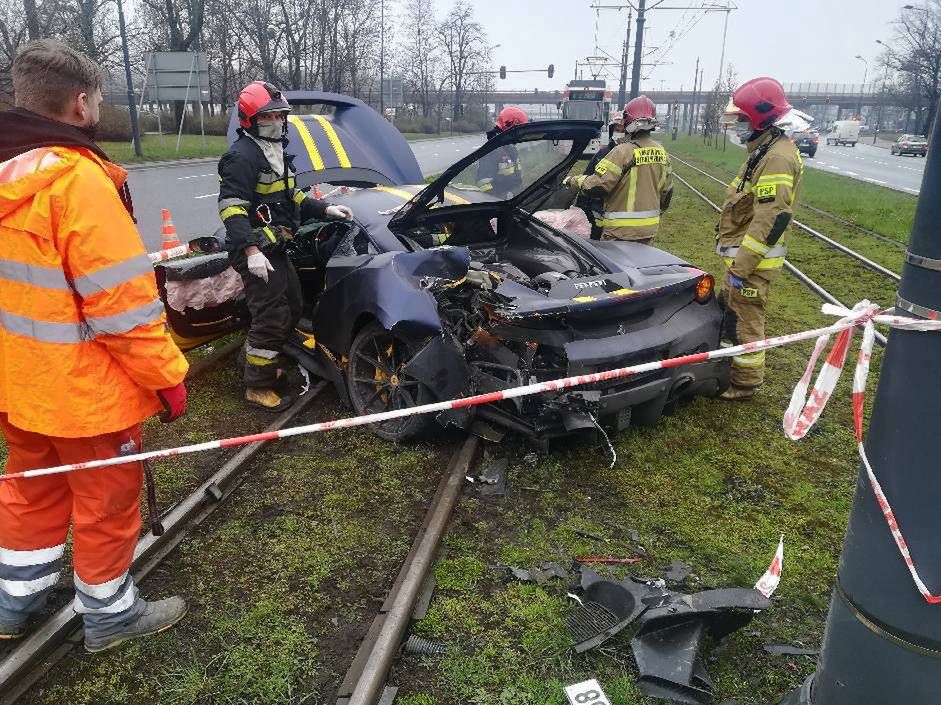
[0,146,188,438]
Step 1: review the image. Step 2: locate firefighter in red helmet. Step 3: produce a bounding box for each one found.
[564,95,673,244]
[218,81,354,411]
[715,77,804,401]
[476,107,529,197]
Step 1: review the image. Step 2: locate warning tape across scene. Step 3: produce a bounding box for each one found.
[3,300,940,602]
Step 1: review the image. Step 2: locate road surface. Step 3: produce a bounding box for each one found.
[728,136,925,195]
[127,133,486,251]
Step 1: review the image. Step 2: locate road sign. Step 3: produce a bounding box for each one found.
[143,51,209,102]
[382,78,404,108]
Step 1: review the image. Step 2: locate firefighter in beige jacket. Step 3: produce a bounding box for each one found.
[565,95,673,244]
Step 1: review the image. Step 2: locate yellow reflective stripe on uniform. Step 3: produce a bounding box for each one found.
[742,235,770,255]
[311,114,352,168]
[756,173,794,184]
[733,351,766,367]
[722,255,785,270]
[220,206,248,221]
[497,164,520,176]
[246,353,278,367]
[626,165,639,211]
[287,116,325,170]
[255,177,295,194]
[598,216,661,227]
[595,158,622,177]
[263,227,276,243]
[293,190,306,204]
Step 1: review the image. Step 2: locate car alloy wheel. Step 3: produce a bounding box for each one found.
[346,321,434,442]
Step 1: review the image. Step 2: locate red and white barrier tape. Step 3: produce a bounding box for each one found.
[148,244,191,263]
[755,535,785,598]
[3,300,941,602]
[783,301,941,604]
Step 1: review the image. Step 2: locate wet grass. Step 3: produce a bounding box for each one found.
[102,135,228,165]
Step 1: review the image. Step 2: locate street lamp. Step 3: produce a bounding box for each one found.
[855,55,868,118]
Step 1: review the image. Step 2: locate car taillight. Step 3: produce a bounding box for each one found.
[695,274,714,303]
[812,139,818,144]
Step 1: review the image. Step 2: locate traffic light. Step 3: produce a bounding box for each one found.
[500,65,507,80]
[548,64,555,79]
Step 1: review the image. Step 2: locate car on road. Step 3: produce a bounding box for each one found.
[157,92,728,443]
[891,134,928,157]
[826,120,861,147]
[791,129,818,158]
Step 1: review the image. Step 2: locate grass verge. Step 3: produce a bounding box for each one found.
[667,133,917,244]
[101,135,228,165]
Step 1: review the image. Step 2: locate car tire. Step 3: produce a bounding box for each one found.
[346,321,434,442]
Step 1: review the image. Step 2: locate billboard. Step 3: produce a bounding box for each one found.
[143,51,210,102]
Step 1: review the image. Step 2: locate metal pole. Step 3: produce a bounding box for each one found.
[116,0,142,157]
[618,9,632,108]
[780,94,941,705]
[195,52,206,145]
[346,438,479,705]
[873,73,887,145]
[152,54,162,139]
[688,57,699,136]
[629,0,645,99]
[176,54,196,154]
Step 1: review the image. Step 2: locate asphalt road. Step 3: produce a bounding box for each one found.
[127,133,486,252]
[728,136,926,195]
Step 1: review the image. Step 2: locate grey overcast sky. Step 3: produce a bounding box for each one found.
[444,0,915,94]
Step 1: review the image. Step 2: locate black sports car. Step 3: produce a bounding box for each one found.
[158,92,728,442]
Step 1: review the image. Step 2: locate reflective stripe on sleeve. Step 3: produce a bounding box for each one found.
[71,255,154,298]
[595,158,622,177]
[293,190,306,204]
[0,259,69,290]
[742,235,771,256]
[220,206,249,221]
[0,306,90,343]
[85,299,165,336]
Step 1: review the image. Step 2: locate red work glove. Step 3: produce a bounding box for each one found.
[157,382,187,423]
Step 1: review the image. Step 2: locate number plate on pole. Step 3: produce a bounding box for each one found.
[564,679,612,705]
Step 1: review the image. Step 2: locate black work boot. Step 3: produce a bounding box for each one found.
[84,596,188,653]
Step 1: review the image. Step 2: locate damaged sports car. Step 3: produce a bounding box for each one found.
[158,92,728,442]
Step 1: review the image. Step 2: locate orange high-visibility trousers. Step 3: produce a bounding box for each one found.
[0,413,144,627]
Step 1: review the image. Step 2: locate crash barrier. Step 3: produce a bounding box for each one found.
[2,302,939,599]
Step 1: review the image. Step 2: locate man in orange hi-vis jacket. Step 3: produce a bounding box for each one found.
[0,40,190,652]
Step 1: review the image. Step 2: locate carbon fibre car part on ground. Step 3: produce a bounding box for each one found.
[158,93,729,442]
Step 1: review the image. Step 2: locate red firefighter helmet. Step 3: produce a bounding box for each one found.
[623,95,658,133]
[723,77,792,131]
[237,81,291,130]
[496,106,529,131]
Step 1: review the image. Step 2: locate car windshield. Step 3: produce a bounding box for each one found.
[443,134,578,200]
[563,101,606,121]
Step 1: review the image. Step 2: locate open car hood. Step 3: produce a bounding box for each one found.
[227,91,423,188]
[388,120,601,231]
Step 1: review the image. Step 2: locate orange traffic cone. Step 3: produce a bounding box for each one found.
[161,208,182,250]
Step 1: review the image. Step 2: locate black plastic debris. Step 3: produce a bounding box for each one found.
[567,569,655,653]
[404,634,447,655]
[573,528,608,542]
[506,562,569,585]
[763,643,819,658]
[476,458,508,497]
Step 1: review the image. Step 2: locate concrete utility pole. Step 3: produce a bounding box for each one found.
[780,95,941,705]
[617,9,633,108]
[629,0,646,99]
[687,58,699,136]
[116,0,142,158]
[379,0,385,114]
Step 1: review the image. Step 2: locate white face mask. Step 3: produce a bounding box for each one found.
[256,118,284,141]
[734,121,754,144]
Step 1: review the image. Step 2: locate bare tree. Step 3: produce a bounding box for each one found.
[883,1,941,135]
[397,0,437,117]
[436,0,487,118]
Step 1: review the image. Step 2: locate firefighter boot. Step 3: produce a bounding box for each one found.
[0,619,26,640]
[85,596,188,653]
[719,384,756,401]
[245,387,294,413]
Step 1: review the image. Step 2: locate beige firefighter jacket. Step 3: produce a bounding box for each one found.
[716,130,804,279]
[569,133,674,241]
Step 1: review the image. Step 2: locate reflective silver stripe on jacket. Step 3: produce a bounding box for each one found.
[0,299,164,344]
[717,244,788,259]
[85,299,165,336]
[0,259,70,290]
[603,209,662,220]
[71,255,154,298]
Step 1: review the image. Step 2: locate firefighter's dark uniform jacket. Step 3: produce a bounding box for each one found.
[569,132,673,242]
[476,144,523,197]
[716,128,804,387]
[218,133,328,253]
[217,133,329,388]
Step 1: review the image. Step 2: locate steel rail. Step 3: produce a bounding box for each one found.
[671,155,903,282]
[337,436,480,705]
[675,173,888,348]
[0,383,327,705]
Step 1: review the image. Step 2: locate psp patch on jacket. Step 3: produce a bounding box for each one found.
[755,183,777,202]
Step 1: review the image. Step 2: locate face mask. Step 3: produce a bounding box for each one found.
[734,121,754,144]
[256,118,284,141]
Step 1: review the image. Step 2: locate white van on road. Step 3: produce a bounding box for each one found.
[827,120,862,147]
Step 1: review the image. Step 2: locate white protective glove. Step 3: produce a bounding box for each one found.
[325,205,353,221]
[247,251,275,283]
